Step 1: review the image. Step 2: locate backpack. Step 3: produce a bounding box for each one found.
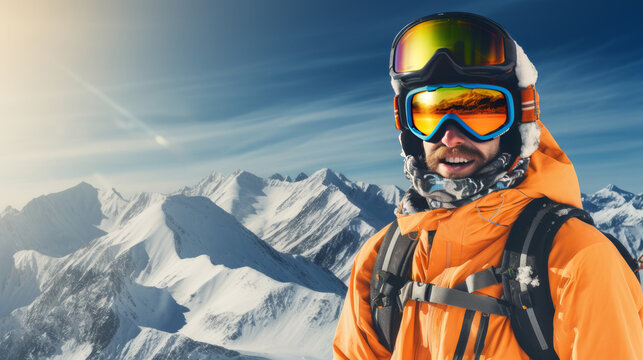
[370,197,641,360]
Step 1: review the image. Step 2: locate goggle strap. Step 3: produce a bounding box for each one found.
[394,96,402,130]
[521,85,540,122]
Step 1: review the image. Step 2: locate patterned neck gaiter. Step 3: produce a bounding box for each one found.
[397,152,529,215]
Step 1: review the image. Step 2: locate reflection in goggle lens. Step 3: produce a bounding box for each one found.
[411,86,508,137]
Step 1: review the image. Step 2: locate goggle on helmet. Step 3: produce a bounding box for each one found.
[390,12,540,157]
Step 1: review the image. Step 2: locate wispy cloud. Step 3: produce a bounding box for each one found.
[59,66,172,148]
[3,0,641,211]
[534,44,643,141]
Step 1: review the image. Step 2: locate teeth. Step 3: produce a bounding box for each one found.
[445,157,470,164]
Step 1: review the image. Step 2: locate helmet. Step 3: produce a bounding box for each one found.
[390,12,540,162]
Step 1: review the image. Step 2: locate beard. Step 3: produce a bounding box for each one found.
[424,144,488,178]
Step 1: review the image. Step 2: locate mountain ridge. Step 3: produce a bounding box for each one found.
[0,184,345,359]
[180,168,403,281]
[0,171,639,359]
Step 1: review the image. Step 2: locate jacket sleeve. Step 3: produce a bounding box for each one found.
[333,224,393,360]
[549,218,643,359]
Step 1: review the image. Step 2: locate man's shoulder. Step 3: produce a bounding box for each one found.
[549,217,630,277]
[552,216,611,253]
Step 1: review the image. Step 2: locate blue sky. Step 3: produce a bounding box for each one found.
[2,0,642,209]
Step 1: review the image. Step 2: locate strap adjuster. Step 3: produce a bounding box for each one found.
[520,290,533,309]
[411,281,431,301]
[398,281,432,308]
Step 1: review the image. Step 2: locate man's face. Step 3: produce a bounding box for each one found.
[423,123,500,179]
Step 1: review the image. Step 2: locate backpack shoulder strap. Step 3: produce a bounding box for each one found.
[501,197,593,360]
[370,219,422,352]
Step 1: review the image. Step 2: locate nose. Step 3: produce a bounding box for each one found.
[440,123,467,148]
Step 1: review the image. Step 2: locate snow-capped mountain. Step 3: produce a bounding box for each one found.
[582,184,643,257]
[0,182,107,319]
[0,171,640,360]
[0,183,345,359]
[180,168,404,281]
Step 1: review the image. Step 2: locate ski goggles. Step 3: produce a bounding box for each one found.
[393,16,508,73]
[405,83,514,141]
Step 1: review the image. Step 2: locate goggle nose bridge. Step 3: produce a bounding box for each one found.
[418,115,499,143]
[422,118,489,144]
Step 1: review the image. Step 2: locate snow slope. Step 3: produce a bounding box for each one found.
[180,169,403,281]
[0,186,345,359]
[1,172,640,360]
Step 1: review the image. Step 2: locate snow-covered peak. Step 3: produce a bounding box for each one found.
[605,183,628,192]
[0,182,106,258]
[380,184,405,206]
[584,184,635,209]
[267,173,294,182]
[22,181,99,216]
[307,167,337,181]
[177,171,226,199]
[306,168,352,190]
[231,169,260,180]
[603,184,635,199]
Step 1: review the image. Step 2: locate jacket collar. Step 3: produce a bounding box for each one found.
[396,120,582,235]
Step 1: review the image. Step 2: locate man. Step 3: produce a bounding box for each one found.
[333,12,643,359]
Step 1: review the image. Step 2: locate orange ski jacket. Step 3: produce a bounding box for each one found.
[333,121,643,359]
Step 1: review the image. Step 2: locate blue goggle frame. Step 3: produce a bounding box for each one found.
[405,83,515,141]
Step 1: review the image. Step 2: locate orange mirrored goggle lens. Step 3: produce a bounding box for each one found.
[411,86,508,137]
[394,18,505,73]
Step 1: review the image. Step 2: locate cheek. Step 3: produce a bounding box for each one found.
[422,142,438,155]
[481,138,501,159]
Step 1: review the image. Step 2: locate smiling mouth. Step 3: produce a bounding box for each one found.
[440,157,474,167]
